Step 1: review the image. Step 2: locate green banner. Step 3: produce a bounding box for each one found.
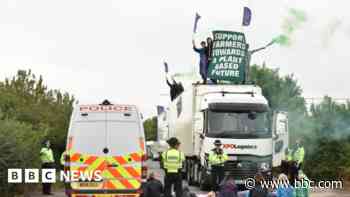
[208,31,247,82]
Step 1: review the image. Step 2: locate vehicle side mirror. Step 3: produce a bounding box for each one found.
[273,111,288,136]
[200,133,205,139]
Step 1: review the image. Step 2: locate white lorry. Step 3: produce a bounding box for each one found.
[158,84,289,189]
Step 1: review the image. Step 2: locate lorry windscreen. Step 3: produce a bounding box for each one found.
[206,111,270,138]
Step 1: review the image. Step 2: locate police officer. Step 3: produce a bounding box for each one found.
[208,140,228,191]
[60,150,67,167]
[40,140,55,195]
[293,139,305,170]
[281,148,293,175]
[162,137,185,197]
[291,139,305,184]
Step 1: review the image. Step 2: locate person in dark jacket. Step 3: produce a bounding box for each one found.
[249,173,269,197]
[175,82,184,97]
[143,172,163,197]
[166,77,177,101]
[166,77,184,101]
[205,37,217,84]
[218,175,238,197]
[182,187,197,197]
[193,39,208,84]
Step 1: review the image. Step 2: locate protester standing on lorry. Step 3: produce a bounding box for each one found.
[192,40,208,84]
[209,140,228,191]
[162,137,185,197]
[205,37,217,84]
[40,140,55,195]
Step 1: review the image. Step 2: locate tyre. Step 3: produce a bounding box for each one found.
[186,160,194,185]
[198,167,211,191]
[193,162,200,186]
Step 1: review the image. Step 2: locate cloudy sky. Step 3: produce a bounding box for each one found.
[1,0,349,117]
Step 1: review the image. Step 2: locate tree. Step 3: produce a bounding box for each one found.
[250,64,308,142]
[143,116,157,141]
[0,70,74,196]
[251,65,350,180]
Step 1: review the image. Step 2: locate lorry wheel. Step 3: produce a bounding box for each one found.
[186,160,194,185]
[198,168,211,191]
[193,162,200,186]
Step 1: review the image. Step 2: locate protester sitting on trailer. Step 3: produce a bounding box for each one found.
[167,76,183,101]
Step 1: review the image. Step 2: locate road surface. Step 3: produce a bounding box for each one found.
[29,160,349,197]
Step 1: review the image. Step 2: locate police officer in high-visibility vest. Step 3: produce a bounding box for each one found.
[281,148,293,175]
[208,140,228,191]
[40,140,55,195]
[162,137,185,197]
[291,139,305,184]
[293,139,305,170]
[60,150,67,167]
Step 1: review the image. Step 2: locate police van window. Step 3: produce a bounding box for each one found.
[107,121,141,155]
[72,122,106,155]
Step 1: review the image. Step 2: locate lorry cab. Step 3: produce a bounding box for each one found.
[65,100,147,197]
[162,84,289,188]
[196,85,289,183]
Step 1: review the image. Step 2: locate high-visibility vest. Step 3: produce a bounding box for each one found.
[208,149,228,167]
[293,147,305,164]
[285,149,293,161]
[60,151,66,166]
[162,149,185,173]
[40,147,55,163]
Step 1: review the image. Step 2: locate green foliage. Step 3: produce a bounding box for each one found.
[143,116,157,141]
[251,65,350,180]
[0,70,74,196]
[250,65,308,143]
[0,119,44,195]
[305,97,350,180]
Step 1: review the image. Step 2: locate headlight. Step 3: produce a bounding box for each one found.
[259,162,270,171]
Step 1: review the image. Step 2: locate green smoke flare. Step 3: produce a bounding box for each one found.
[272,8,307,47]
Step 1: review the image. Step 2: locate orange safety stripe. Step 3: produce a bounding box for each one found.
[104,180,117,189]
[124,166,141,179]
[96,160,107,172]
[114,156,128,165]
[70,153,81,162]
[77,155,98,172]
[130,153,141,162]
[139,137,145,151]
[107,168,134,189]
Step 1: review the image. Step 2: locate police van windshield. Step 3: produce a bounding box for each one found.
[206,111,270,138]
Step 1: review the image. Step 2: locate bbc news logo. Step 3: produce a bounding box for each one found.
[8,169,102,183]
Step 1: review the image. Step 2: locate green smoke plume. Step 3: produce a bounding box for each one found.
[272,8,307,46]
